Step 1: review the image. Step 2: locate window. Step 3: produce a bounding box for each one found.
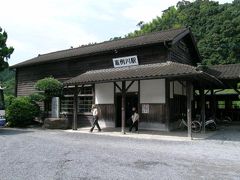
[61,96,74,113]
[78,96,93,113]
[218,101,225,109]
[232,101,240,109]
[61,86,94,113]
[61,87,75,113]
[78,86,93,113]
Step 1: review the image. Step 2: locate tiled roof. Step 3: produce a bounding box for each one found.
[12,28,189,68]
[207,64,240,79]
[64,61,220,85]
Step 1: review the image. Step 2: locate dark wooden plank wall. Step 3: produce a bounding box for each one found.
[98,104,115,122]
[16,44,168,97]
[140,104,166,124]
[170,95,187,122]
[169,40,193,65]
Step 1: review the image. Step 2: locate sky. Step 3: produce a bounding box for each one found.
[0,0,233,66]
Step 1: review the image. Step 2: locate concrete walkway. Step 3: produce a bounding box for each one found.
[65,127,218,141]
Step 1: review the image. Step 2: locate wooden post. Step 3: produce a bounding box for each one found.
[72,85,78,130]
[138,80,140,117]
[186,82,192,139]
[165,79,170,130]
[210,89,215,118]
[121,81,126,134]
[200,89,206,133]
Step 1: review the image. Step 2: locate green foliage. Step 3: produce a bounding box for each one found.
[0,68,15,95]
[35,77,63,99]
[6,96,40,127]
[126,0,240,65]
[29,92,45,102]
[4,94,15,108]
[0,27,14,71]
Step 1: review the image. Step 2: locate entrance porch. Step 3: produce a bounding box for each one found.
[63,61,222,139]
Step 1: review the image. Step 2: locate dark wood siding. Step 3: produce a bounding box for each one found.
[168,40,193,65]
[98,104,115,122]
[140,104,166,123]
[17,44,168,96]
[170,95,187,122]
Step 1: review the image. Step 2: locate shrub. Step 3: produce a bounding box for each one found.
[29,92,45,102]
[4,95,15,108]
[6,96,40,127]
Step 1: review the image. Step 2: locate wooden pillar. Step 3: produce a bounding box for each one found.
[210,89,215,118]
[92,84,95,104]
[186,82,192,139]
[72,85,78,130]
[200,89,206,133]
[138,80,140,116]
[121,81,126,134]
[165,79,170,130]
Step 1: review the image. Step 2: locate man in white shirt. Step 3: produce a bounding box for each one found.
[129,107,139,132]
[90,104,101,132]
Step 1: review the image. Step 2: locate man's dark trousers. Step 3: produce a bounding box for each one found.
[129,121,138,132]
[90,116,101,132]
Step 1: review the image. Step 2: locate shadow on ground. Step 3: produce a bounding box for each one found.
[206,125,240,142]
[0,128,34,136]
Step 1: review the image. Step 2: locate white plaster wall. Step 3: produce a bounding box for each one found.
[140,79,165,103]
[116,81,138,93]
[95,83,114,104]
[98,120,115,128]
[174,81,183,95]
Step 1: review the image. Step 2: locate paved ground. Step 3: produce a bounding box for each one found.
[0,126,240,180]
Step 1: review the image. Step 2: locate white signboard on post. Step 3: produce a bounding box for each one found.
[113,55,138,68]
[142,104,149,114]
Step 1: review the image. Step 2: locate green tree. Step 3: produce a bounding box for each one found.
[126,0,240,65]
[0,27,14,71]
[34,77,63,116]
[0,68,15,95]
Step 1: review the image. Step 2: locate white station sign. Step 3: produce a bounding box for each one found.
[113,55,138,68]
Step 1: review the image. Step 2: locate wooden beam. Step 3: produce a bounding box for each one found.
[200,89,206,133]
[233,88,240,95]
[121,81,126,134]
[186,81,192,139]
[72,85,78,130]
[204,89,210,95]
[114,82,122,92]
[177,80,186,87]
[78,84,84,94]
[126,81,135,92]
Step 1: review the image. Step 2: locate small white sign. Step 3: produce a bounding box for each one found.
[113,55,138,68]
[142,104,149,114]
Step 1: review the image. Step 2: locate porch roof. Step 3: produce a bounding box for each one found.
[207,63,240,80]
[64,61,223,87]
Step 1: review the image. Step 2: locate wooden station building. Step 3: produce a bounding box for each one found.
[12,28,240,136]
